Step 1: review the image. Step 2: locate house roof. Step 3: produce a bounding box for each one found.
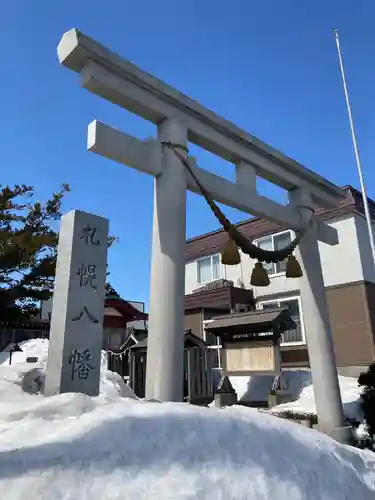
[1,299,148,330]
[130,329,206,350]
[104,298,148,322]
[185,282,254,310]
[185,185,374,261]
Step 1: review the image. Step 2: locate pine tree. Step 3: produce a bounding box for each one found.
[105,283,121,298]
[0,184,71,324]
[0,184,118,325]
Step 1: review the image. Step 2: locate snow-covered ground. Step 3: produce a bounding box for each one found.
[0,339,374,499]
[0,338,50,367]
[270,375,362,421]
[231,371,362,421]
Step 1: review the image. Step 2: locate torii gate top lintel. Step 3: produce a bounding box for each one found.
[58,28,345,213]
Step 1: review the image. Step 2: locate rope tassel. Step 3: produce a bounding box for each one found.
[285,255,303,278]
[221,238,241,265]
[250,262,270,287]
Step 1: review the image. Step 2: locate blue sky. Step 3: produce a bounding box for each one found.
[2,1,375,307]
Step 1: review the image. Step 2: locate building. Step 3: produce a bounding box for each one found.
[184,186,375,377]
[0,296,148,352]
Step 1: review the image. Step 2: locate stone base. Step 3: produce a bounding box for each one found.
[215,392,238,408]
[215,375,238,408]
[267,391,291,409]
[317,424,354,445]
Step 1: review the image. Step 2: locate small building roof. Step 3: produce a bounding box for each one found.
[130,330,206,351]
[105,298,148,322]
[205,308,296,337]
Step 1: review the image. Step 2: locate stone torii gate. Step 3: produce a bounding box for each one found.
[57,29,350,442]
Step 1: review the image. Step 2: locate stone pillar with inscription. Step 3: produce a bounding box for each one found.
[44,210,109,397]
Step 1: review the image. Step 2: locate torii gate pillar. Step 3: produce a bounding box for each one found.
[290,190,351,443]
[146,118,188,402]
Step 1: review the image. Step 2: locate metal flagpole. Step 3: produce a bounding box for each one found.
[333,28,375,266]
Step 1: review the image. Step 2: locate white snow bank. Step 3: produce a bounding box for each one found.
[1,338,109,371]
[230,371,315,403]
[0,377,374,500]
[231,370,362,420]
[230,373,274,401]
[1,340,373,499]
[0,338,137,405]
[0,338,50,366]
[270,375,362,421]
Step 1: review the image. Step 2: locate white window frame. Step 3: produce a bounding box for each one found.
[196,254,223,285]
[203,319,222,368]
[258,296,306,347]
[254,230,294,278]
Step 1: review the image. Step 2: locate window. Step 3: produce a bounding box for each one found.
[203,320,222,369]
[259,297,305,345]
[197,254,222,284]
[256,231,293,276]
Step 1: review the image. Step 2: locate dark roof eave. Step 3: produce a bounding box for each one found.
[185,185,375,254]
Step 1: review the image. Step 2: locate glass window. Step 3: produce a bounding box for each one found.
[261,301,278,310]
[274,232,292,273]
[260,297,303,344]
[203,322,222,369]
[256,231,292,276]
[212,254,221,280]
[197,254,222,284]
[197,257,211,283]
[257,238,274,275]
[209,349,221,370]
[282,299,300,318]
[205,331,219,347]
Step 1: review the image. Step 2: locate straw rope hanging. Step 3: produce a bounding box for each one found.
[162,142,314,286]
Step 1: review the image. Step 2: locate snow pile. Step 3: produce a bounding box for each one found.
[0,339,49,366]
[230,371,313,403]
[0,339,136,401]
[0,346,374,498]
[0,385,374,499]
[270,375,362,421]
[231,370,362,420]
[18,338,50,363]
[1,338,109,370]
[0,340,373,498]
[230,374,274,401]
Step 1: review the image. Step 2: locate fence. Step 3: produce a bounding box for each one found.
[107,346,215,404]
[130,351,147,398]
[107,348,131,383]
[185,348,215,403]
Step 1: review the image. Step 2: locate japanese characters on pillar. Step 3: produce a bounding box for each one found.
[44,210,109,397]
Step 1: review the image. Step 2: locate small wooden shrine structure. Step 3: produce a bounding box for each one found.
[205,308,296,377]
